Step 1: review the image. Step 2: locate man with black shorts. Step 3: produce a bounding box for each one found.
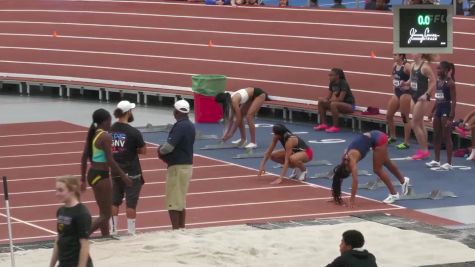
[110,100,147,235]
[158,100,195,230]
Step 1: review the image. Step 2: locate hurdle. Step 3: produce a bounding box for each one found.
[272,160,332,169]
[311,169,372,180]
[398,188,458,200]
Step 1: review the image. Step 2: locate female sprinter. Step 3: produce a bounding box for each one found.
[386,54,412,150]
[426,61,457,170]
[331,130,410,207]
[455,110,475,160]
[81,108,131,237]
[50,176,93,267]
[401,54,437,160]
[215,87,270,149]
[314,68,355,133]
[258,124,313,184]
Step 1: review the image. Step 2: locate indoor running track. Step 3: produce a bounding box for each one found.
[0,121,459,245]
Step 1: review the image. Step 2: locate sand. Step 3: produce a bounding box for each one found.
[2,221,475,267]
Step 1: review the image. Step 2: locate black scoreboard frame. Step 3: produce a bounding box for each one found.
[393,5,453,54]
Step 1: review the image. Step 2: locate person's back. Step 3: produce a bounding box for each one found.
[326,249,377,267]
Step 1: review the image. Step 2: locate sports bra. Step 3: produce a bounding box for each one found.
[279,133,308,153]
[92,129,107,163]
[231,89,250,105]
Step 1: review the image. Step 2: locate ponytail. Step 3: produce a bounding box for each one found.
[331,68,346,80]
[331,164,351,204]
[87,108,111,161]
[215,92,232,122]
[272,123,292,136]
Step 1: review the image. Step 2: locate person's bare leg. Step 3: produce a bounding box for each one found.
[433,117,442,162]
[378,145,405,184]
[412,101,430,151]
[270,150,286,165]
[246,94,266,144]
[318,100,330,125]
[179,209,186,229]
[289,152,310,172]
[386,96,400,139]
[441,117,453,164]
[399,94,413,144]
[169,210,181,230]
[89,179,112,237]
[373,146,398,195]
[330,102,353,127]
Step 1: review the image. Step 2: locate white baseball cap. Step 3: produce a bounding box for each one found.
[174,99,190,114]
[117,100,136,113]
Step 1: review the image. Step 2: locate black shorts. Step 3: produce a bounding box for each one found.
[87,169,109,187]
[434,103,451,118]
[253,87,270,101]
[112,175,143,209]
[394,87,412,98]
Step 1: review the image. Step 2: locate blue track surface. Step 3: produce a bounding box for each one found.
[143,118,475,211]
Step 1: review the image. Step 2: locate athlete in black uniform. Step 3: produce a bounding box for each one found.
[386,54,412,150]
[258,124,313,184]
[426,61,457,170]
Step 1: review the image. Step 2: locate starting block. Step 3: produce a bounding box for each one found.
[195,131,218,140]
[138,123,173,133]
[200,143,241,150]
[430,165,472,171]
[272,160,332,169]
[398,187,458,200]
[311,169,372,180]
[356,178,403,190]
[233,148,265,159]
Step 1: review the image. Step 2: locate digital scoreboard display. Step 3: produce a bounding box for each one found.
[393,5,453,54]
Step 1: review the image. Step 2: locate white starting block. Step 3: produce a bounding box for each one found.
[311,169,372,180]
[398,188,458,200]
[356,178,404,190]
[138,123,173,133]
[272,160,332,169]
[200,143,242,150]
[233,148,265,159]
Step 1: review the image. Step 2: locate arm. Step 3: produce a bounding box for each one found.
[136,132,147,155]
[49,238,59,267]
[258,135,279,176]
[428,102,436,121]
[80,143,89,192]
[159,125,183,156]
[423,64,437,99]
[448,81,457,124]
[279,139,296,179]
[223,101,242,141]
[78,239,90,267]
[100,134,130,185]
[348,156,359,207]
[137,144,147,155]
[400,63,414,87]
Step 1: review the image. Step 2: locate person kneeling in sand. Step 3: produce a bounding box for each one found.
[326,230,377,267]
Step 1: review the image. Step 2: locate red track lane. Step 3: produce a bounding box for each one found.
[0,3,474,118]
[0,131,86,146]
[0,121,84,135]
[0,120,462,244]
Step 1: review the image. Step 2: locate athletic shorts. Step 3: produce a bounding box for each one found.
[434,103,451,118]
[395,87,413,98]
[304,148,314,161]
[87,169,109,187]
[253,87,270,101]
[166,165,192,211]
[112,175,143,209]
[372,131,388,148]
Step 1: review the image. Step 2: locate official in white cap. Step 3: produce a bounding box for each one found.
[157,99,196,229]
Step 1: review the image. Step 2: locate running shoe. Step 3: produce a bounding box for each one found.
[455,127,468,138]
[383,193,400,204]
[401,177,410,196]
[325,126,340,133]
[232,138,245,144]
[297,170,308,181]
[289,168,301,179]
[412,150,430,160]
[467,150,475,161]
[313,124,328,131]
[425,160,440,168]
[245,143,257,149]
[440,163,453,170]
[388,137,397,144]
[396,143,410,150]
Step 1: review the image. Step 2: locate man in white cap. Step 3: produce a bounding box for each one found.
[158,99,196,230]
[110,100,147,235]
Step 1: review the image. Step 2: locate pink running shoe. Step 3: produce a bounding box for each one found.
[455,127,467,138]
[412,150,430,160]
[314,124,328,131]
[325,126,340,133]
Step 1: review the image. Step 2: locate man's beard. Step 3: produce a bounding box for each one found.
[128,113,134,123]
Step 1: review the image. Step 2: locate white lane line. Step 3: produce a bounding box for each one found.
[0,140,83,148]
[0,130,86,138]
[0,10,394,29]
[0,212,56,234]
[0,234,56,243]
[0,151,82,159]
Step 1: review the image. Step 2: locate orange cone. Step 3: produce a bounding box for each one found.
[370,51,376,59]
[53,31,58,37]
[208,40,214,47]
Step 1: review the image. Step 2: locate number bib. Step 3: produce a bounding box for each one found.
[435,91,445,100]
[410,81,418,91]
[393,79,401,87]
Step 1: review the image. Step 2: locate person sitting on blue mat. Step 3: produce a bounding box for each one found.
[326,230,377,267]
[258,124,313,184]
[331,130,410,207]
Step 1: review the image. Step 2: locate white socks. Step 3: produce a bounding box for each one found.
[127,219,136,235]
[110,216,119,235]
[467,149,475,160]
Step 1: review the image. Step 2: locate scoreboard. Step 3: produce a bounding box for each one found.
[393,5,453,54]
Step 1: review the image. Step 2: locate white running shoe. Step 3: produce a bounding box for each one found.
[382,193,400,204]
[440,163,453,170]
[289,168,301,179]
[401,177,410,196]
[232,138,245,144]
[245,143,257,149]
[297,170,308,181]
[425,160,440,167]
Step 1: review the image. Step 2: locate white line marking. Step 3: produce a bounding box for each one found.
[0,151,82,159]
[0,130,86,138]
[0,212,56,234]
[0,234,56,243]
[0,140,84,148]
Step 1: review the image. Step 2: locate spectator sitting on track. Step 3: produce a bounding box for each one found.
[325,230,378,267]
[314,68,355,133]
[365,0,390,10]
[234,0,258,5]
[331,0,346,8]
